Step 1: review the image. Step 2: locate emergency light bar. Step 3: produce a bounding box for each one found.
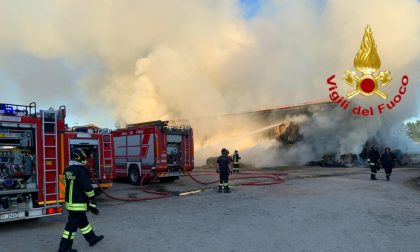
[0,102,37,116]
[0,104,14,115]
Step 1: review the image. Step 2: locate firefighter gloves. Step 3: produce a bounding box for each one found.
[89,202,100,215]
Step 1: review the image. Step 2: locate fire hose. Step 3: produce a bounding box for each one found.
[181,168,287,186]
[89,169,172,202]
[89,166,287,202]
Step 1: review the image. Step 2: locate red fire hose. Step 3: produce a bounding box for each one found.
[90,170,172,202]
[90,166,287,202]
[181,168,287,186]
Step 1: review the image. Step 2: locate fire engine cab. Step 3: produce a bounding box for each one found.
[113,120,194,185]
[0,102,114,223]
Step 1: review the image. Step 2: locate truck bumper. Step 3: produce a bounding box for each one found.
[157,171,180,178]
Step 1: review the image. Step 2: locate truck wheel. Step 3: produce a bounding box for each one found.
[128,165,140,185]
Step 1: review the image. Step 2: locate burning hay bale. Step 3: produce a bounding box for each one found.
[307,153,359,167]
[270,122,302,145]
[206,157,218,169]
[398,153,420,166]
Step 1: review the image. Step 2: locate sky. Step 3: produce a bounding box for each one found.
[239,0,262,19]
[0,0,418,127]
[0,0,324,127]
[0,0,419,165]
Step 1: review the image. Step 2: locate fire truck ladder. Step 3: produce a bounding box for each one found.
[103,135,113,175]
[184,134,191,167]
[41,109,60,208]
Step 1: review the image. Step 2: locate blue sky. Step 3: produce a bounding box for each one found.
[240,0,262,19]
[239,0,328,19]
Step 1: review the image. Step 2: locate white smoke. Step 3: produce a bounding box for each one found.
[0,0,419,166]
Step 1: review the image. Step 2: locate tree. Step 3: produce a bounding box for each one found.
[405,120,420,141]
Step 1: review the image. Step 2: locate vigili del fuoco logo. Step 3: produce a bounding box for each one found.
[326,25,409,116]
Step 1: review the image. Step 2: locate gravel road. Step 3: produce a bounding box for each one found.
[1,167,420,252]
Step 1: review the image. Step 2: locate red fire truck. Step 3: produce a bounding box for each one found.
[64,128,114,190]
[112,120,194,185]
[0,102,113,222]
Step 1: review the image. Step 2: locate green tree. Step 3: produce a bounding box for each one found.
[405,120,420,141]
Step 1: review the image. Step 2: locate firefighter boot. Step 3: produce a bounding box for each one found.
[58,239,77,252]
[84,230,104,247]
[218,184,223,193]
[89,235,104,247]
[370,174,375,180]
[58,231,77,252]
[386,175,390,181]
[224,185,231,193]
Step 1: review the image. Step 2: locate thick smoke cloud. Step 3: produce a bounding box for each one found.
[0,0,419,166]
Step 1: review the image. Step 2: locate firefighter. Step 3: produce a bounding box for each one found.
[232,150,241,173]
[58,148,104,252]
[216,148,232,193]
[367,145,380,180]
[381,147,397,181]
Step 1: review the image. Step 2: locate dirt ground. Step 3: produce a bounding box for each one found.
[1,166,420,252]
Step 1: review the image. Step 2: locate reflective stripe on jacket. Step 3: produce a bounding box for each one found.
[233,153,241,164]
[64,161,94,211]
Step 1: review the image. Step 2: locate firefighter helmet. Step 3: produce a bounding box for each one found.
[71,148,87,163]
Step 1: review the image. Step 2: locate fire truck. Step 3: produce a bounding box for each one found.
[112,120,194,185]
[64,127,114,190]
[0,102,113,223]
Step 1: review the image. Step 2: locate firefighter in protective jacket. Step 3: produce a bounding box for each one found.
[217,148,231,193]
[381,147,397,181]
[58,148,104,252]
[232,150,241,173]
[367,145,380,180]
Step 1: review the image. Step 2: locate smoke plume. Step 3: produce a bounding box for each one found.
[0,0,419,166]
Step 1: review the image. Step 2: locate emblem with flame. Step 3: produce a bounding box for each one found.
[344,25,392,99]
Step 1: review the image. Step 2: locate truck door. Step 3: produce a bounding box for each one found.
[68,139,100,178]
